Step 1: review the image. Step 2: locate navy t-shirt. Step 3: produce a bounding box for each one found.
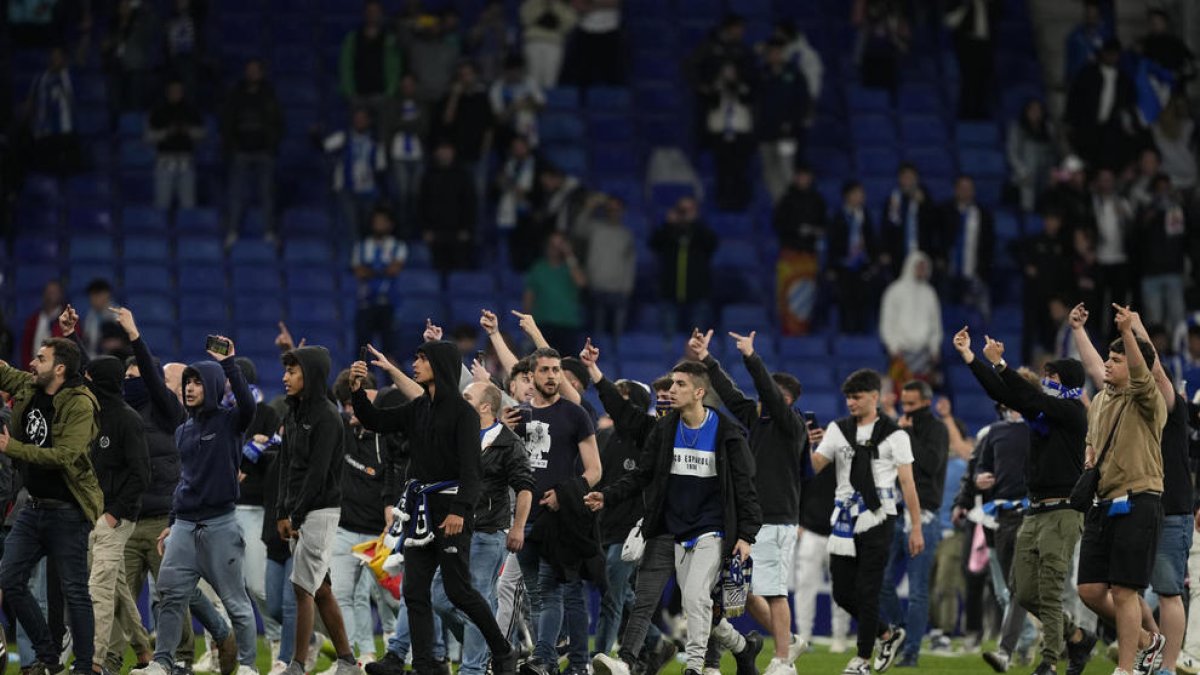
[664,409,724,542]
[524,398,595,521]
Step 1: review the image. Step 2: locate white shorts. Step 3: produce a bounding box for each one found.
[290,507,341,596]
[751,523,799,597]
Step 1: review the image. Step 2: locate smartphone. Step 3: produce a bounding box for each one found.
[360,347,370,363]
[518,403,534,425]
[206,335,230,356]
[476,349,486,366]
[803,410,820,428]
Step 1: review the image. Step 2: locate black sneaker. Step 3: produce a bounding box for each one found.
[873,627,907,673]
[493,648,518,675]
[734,631,763,675]
[1066,630,1097,675]
[29,662,66,675]
[519,660,556,675]
[364,652,406,675]
[982,650,1010,673]
[684,670,702,675]
[1032,659,1056,675]
[642,640,677,675]
[172,661,194,675]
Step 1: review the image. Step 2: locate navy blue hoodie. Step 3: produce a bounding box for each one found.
[173,358,256,521]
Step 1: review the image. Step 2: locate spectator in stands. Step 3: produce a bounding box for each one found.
[1151,96,1197,192]
[937,175,995,321]
[466,1,509,83]
[689,15,755,94]
[773,165,827,254]
[221,58,283,248]
[880,252,942,382]
[390,74,428,233]
[1065,39,1136,170]
[702,62,755,212]
[0,309,14,364]
[1090,167,1134,330]
[323,108,387,240]
[1006,99,1058,213]
[879,163,933,279]
[566,0,623,87]
[24,47,82,176]
[774,20,823,107]
[147,79,204,211]
[1040,155,1091,233]
[1064,0,1113,83]
[81,279,119,359]
[352,208,407,356]
[944,0,997,119]
[339,0,401,127]
[1139,8,1195,85]
[520,0,577,89]
[102,0,159,117]
[490,54,545,152]
[20,280,67,367]
[756,39,810,203]
[1019,212,1073,361]
[650,197,717,337]
[583,195,635,345]
[164,0,204,104]
[1137,174,1188,331]
[827,180,879,334]
[495,135,539,239]
[407,11,461,107]
[418,142,478,273]
[436,61,495,201]
[1126,147,1164,210]
[514,166,586,271]
[854,0,909,96]
[1071,225,1099,310]
[524,232,587,354]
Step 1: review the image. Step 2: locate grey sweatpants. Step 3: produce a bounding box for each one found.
[676,537,724,672]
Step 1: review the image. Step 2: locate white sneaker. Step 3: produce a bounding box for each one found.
[305,633,327,672]
[358,654,375,667]
[133,663,171,675]
[591,653,631,675]
[1113,670,1132,675]
[235,666,259,675]
[269,642,281,664]
[842,656,870,675]
[332,661,365,675]
[268,662,287,675]
[786,635,809,662]
[1178,651,1200,675]
[703,670,721,675]
[194,643,218,674]
[830,637,848,654]
[764,657,797,675]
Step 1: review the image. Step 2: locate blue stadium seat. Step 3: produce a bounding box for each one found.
[275,77,320,106]
[899,115,948,144]
[396,270,441,297]
[958,148,1006,178]
[124,292,176,321]
[801,392,843,421]
[540,113,585,143]
[178,265,226,293]
[236,324,285,349]
[975,179,1004,207]
[178,293,227,323]
[68,206,115,234]
[954,393,996,422]
[283,239,334,265]
[712,240,758,269]
[229,240,279,265]
[905,148,956,178]
[806,147,852,177]
[70,264,117,290]
[616,332,667,359]
[405,243,432,269]
[16,263,61,293]
[897,84,944,113]
[177,208,221,234]
[446,271,495,298]
[846,86,890,113]
[856,147,900,177]
[285,270,337,295]
[176,237,223,264]
[21,174,60,204]
[118,112,146,138]
[709,214,755,238]
[589,116,635,143]
[779,337,829,359]
[123,264,173,291]
[16,236,61,262]
[956,121,1000,147]
[123,236,171,262]
[721,304,771,332]
[69,236,114,262]
[136,324,177,355]
[833,336,882,359]
[994,210,1021,240]
[65,175,113,204]
[291,297,339,323]
[234,296,284,322]
[122,206,168,233]
[119,169,155,205]
[281,208,331,236]
[591,144,639,175]
[544,87,581,111]
[586,87,632,110]
[793,363,839,391]
[650,183,697,211]
[542,145,587,176]
[448,298,491,325]
[232,265,283,292]
[119,140,156,169]
[851,115,896,145]
[619,359,666,385]
[395,297,446,326]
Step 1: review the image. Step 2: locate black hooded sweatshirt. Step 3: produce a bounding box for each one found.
[278,346,344,528]
[968,359,1087,500]
[703,352,805,525]
[904,406,949,512]
[86,355,151,522]
[352,340,482,519]
[340,413,404,535]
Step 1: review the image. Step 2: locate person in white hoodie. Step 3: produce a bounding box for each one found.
[880,251,943,378]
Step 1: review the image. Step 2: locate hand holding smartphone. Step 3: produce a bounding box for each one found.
[206,335,231,357]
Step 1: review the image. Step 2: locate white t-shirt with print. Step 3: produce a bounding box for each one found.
[816,418,914,516]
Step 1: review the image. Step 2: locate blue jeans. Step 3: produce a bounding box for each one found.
[266,557,297,664]
[878,516,942,658]
[0,505,94,668]
[517,525,589,670]
[1141,274,1186,333]
[432,530,507,675]
[153,511,258,668]
[595,543,636,656]
[226,153,276,235]
[388,587,447,661]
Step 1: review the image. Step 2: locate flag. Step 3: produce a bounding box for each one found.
[1135,57,1176,125]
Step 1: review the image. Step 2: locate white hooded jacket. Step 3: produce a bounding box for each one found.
[879,251,943,357]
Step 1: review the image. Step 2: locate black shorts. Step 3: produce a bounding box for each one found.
[1077,492,1163,590]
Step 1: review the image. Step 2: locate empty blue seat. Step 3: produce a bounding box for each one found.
[70,263,116,289]
[178,265,226,292]
[234,296,284,322]
[833,336,882,359]
[16,236,61,261]
[124,292,176,321]
[856,147,900,177]
[542,145,587,176]
[136,323,177,355]
[544,87,580,110]
[283,239,333,265]
[958,148,1006,178]
[905,148,956,178]
[900,115,948,144]
[275,77,319,106]
[286,270,337,295]
[236,323,285,349]
[806,146,852,177]
[589,116,635,143]
[124,236,171,262]
[281,208,331,235]
[721,304,771,332]
[954,393,996,421]
[616,332,668,359]
[898,84,943,113]
[396,270,441,296]
[229,240,279,265]
[123,264,172,291]
[446,271,494,297]
[176,237,223,263]
[178,293,227,322]
[650,183,698,210]
[780,337,829,359]
[585,87,632,110]
[21,174,60,204]
[68,206,114,233]
[448,298,490,325]
[291,297,339,323]
[620,359,666,385]
[64,175,113,203]
[119,169,155,205]
[404,243,432,269]
[119,140,156,169]
[122,206,168,232]
[975,178,1004,207]
[69,236,114,262]
[801,392,842,421]
[994,210,1021,240]
[793,363,839,391]
[395,297,446,326]
[846,86,890,113]
[709,214,754,238]
[118,112,146,137]
[712,240,758,269]
[591,144,638,175]
[16,263,61,292]
[540,114,585,143]
[232,265,283,292]
[177,208,221,233]
[956,121,1000,147]
[851,114,896,145]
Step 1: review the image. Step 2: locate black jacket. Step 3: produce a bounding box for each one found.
[935,200,995,281]
[649,221,718,302]
[127,336,184,519]
[603,407,762,555]
[773,186,827,253]
[419,164,477,243]
[879,187,937,276]
[704,353,805,525]
[1066,62,1135,133]
[85,356,151,522]
[903,406,949,512]
[529,475,606,587]
[827,207,880,272]
[799,454,837,535]
[968,359,1086,500]
[238,401,282,507]
[593,377,654,545]
[353,340,482,518]
[278,346,344,528]
[340,416,404,535]
[476,424,534,534]
[220,79,284,154]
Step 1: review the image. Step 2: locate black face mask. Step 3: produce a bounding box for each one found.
[123,376,150,409]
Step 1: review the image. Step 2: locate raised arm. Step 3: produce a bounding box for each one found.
[1069,304,1106,388]
[697,330,757,428]
[115,307,185,426]
[580,340,656,443]
[349,361,412,435]
[1114,304,1165,420]
[1131,310,1177,412]
[954,327,1019,408]
[735,331,803,437]
[480,310,520,376]
[365,343,423,401]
